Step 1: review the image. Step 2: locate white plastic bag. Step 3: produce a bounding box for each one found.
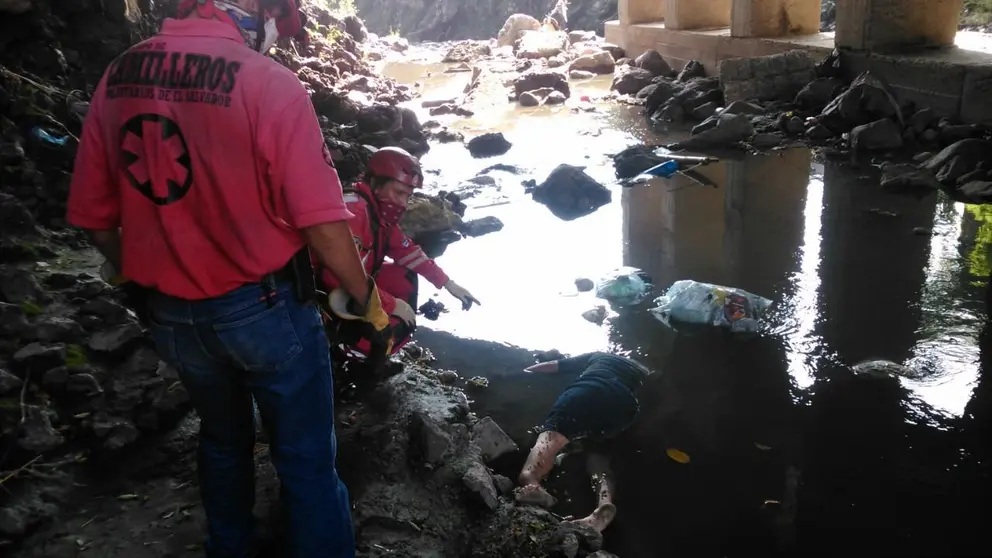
[594,267,651,306]
[649,279,773,332]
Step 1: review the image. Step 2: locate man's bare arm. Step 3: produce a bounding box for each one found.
[524,361,560,374]
[302,221,370,305]
[87,229,122,271]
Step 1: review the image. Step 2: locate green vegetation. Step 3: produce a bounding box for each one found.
[388,26,401,37]
[962,0,992,26]
[316,0,356,16]
[66,344,89,367]
[20,301,43,317]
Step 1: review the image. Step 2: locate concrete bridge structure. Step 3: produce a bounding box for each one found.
[604,0,992,125]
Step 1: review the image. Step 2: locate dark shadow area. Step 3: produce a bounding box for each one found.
[419,148,991,557]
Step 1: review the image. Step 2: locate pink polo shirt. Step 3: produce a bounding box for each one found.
[67,18,353,300]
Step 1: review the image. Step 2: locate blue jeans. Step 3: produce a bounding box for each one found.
[147,281,355,558]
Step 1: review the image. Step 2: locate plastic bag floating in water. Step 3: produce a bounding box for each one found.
[594,267,652,306]
[650,279,773,333]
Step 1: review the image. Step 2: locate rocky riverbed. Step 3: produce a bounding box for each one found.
[2,1,991,557]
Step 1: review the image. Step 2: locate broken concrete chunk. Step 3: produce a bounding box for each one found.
[492,474,515,496]
[471,416,518,462]
[412,411,452,465]
[462,462,499,510]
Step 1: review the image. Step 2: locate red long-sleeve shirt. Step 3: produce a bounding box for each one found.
[317,182,449,313]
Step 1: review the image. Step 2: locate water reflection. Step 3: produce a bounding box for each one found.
[384,56,990,556]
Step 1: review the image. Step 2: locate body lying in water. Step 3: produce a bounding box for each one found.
[514,351,653,534]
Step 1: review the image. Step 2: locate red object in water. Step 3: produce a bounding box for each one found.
[580,95,591,102]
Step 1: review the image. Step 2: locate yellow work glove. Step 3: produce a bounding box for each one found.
[328,277,394,358]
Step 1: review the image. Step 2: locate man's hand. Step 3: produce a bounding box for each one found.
[303,221,370,304]
[330,278,393,357]
[391,299,417,326]
[444,280,480,310]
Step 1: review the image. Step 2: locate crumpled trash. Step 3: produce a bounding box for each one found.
[649,279,773,332]
[418,299,446,321]
[594,267,652,306]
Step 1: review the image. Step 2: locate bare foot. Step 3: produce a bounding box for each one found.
[566,503,617,533]
[514,484,556,508]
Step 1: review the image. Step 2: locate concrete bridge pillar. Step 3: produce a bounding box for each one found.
[665,0,732,30]
[731,0,822,38]
[619,0,666,25]
[834,0,964,51]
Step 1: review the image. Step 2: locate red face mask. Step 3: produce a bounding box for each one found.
[374,195,407,227]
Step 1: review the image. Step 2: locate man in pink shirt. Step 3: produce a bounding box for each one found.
[66,1,386,556]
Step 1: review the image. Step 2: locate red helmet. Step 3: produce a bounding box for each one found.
[365,146,424,189]
[177,0,308,53]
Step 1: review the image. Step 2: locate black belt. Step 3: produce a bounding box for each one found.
[258,248,317,306]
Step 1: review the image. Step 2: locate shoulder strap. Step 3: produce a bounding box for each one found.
[344,187,386,276]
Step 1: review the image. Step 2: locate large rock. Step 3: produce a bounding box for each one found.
[879,163,941,194]
[87,323,144,355]
[467,133,512,158]
[19,405,63,453]
[0,193,38,236]
[957,181,992,203]
[514,71,570,98]
[675,112,754,150]
[820,71,902,133]
[444,41,491,63]
[0,267,46,304]
[0,302,29,337]
[612,67,655,96]
[634,50,673,77]
[400,195,464,238]
[497,13,541,47]
[850,118,903,151]
[924,139,992,177]
[342,14,368,42]
[516,29,569,59]
[530,164,612,220]
[795,77,847,111]
[568,51,615,75]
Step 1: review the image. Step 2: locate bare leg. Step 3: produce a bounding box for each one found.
[567,452,617,533]
[514,431,569,508]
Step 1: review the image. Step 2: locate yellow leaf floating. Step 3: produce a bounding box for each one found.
[666,448,691,464]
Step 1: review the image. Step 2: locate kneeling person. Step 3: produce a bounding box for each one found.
[515,351,652,533]
[318,147,479,360]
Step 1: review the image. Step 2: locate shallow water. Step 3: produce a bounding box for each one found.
[386,56,992,556]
